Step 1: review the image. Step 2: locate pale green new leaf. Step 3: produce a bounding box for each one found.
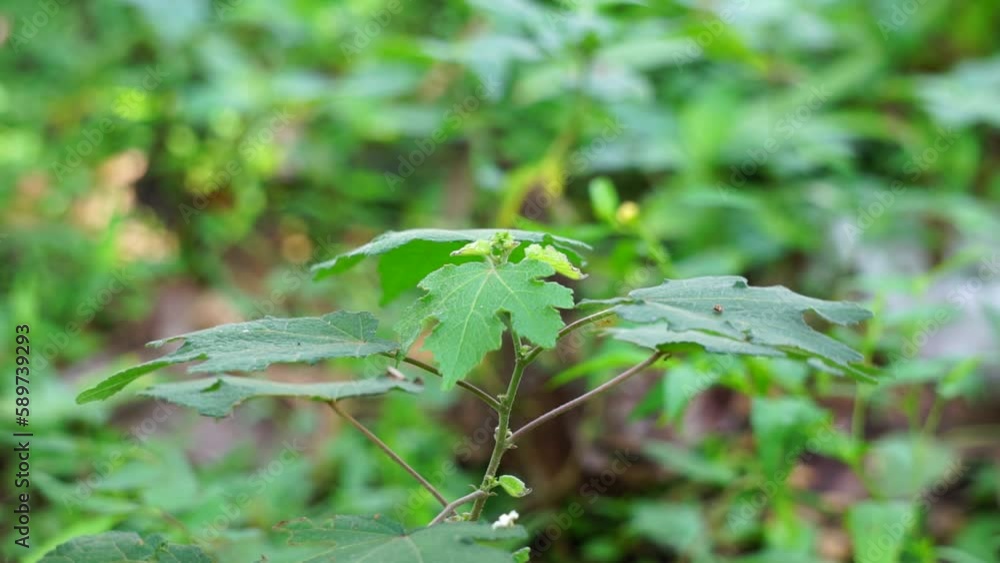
[40,531,213,562]
[76,311,397,404]
[139,375,421,418]
[597,276,872,378]
[310,228,589,303]
[399,260,574,387]
[524,243,586,279]
[277,516,526,563]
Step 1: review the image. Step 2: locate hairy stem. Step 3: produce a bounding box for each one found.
[511,352,664,442]
[522,309,617,364]
[386,353,500,410]
[429,490,488,526]
[468,357,528,521]
[328,401,447,507]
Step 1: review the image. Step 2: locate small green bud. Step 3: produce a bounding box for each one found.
[451,239,492,257]
[490,231,519,256]
[497,474,532,498]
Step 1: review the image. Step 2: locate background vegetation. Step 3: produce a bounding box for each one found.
[1,0,998,561]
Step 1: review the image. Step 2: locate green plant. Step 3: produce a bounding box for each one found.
[60,228,872,562]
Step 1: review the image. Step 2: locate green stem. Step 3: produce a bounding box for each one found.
[923,393,945,436]
[851,386,867,444]
[511,352,664,442]
[904,386,922,433]
[387,353,501,411]
[522,309,617,364]
[429,490,487,526]
[468,357,527,521]
[328,401,448,507]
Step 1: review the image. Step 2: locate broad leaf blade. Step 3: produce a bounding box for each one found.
[604,276,872,377]
[77,311,397,404]
[399,260,574,387]
[277,516,526,563]
[40,531,213,562]
[847,500,915,563]
[310,229,590,303]
[139,375,422,418]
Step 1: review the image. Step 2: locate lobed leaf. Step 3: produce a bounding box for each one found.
[595,276,872,378]
[398,259,574,388]
[76,311,397,404]
[310,228,590,303]
[277,515,526,563]
[40,531,213,562]
[139,375,422,418]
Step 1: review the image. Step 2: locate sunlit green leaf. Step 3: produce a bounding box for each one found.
[310,229,589,303]
[399,259,574,388]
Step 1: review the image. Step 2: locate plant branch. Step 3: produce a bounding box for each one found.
[388,353,501,410]
[522,309,617,364]
[468,356,528,521]
[511,352,665,442]
[429,490,488,526]
[328,400,447,508]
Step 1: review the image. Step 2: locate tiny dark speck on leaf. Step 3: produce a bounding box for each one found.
[713,304,724,314]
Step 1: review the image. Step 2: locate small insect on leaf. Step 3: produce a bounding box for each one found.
[713,304,724,314]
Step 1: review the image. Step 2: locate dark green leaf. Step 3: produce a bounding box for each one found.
[77,312,397,403]
[140,375,422,418]
[40,531,213,562]
[277,516,526,563]
[596,276,872,378]
[310,229,590,303]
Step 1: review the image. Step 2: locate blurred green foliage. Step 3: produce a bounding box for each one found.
[1,0,999,561]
